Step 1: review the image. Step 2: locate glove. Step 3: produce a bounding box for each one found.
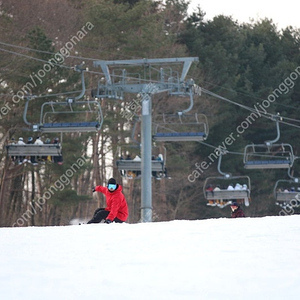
[105,219,112,224]
[92,186,96,192]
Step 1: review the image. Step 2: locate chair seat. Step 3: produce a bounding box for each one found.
[245,160,291,169]
[276,192,298,202]
[40,122,101,132]
[153,132,206,142]
[206,190,250,200]
[7,144,62,156]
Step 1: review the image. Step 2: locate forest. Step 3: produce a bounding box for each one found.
[1,0,300,227]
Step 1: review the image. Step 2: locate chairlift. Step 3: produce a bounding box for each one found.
[153,79,208,142]
[244,144,294,169]
[153,112,208,142]
[274,168,300,205]
[203,152,251,207]
[115,144,167,179]
[23,67,103,133]
[35,99,103,133]
[244,117,294,169]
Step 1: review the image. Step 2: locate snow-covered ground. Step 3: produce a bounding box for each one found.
[1,216,300,300]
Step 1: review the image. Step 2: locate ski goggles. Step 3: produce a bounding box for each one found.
[108,184,117,190]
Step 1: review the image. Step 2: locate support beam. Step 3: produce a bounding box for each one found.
[141,92,152,222]
[93,57,199,84]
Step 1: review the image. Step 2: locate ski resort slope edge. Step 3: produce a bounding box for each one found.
[0,216,300,300]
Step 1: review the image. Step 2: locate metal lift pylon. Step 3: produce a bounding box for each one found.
[93,57,199,222]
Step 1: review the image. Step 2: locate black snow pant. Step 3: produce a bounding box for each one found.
[87,208,123,224]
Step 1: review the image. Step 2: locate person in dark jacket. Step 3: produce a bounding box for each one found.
[87,178,128,224]
[27,137,37,165]
[230,202,245,218]
[52,137,63,165]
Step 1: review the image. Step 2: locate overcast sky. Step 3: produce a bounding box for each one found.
[188,0,300,30]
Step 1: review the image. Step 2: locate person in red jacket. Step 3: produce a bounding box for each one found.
[230,202,246,218]
[87,178,128,224]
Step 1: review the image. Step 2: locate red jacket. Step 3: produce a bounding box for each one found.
[95,185,128,222]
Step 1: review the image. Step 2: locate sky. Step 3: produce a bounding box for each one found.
[1,215,300,299]
[188,0,300,30]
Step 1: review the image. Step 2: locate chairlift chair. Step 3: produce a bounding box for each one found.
[243,116,294,169]
[244,143,294,169]
[33,99,103,133]
[23,67,103,133]
[204,175,251,207]
[115,144,166,179]
[203,152,251,207]
[274,179,300,203]
[153,113,208,142]
[274,167,300,205]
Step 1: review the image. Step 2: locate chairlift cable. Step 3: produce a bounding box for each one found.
[152,120,245,156]
[0,46,110,77]
[197,77,300,111]
[196,140,245,156]
[202,88,300,129]
[0,40,143,62]
[202,88,274,117]
[0,47,73,69]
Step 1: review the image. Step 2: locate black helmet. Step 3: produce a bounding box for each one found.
[108,178,116,185]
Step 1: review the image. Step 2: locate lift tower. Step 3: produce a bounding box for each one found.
[93,57,199,222]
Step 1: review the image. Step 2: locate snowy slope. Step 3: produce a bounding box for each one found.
[0,216,300,300]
